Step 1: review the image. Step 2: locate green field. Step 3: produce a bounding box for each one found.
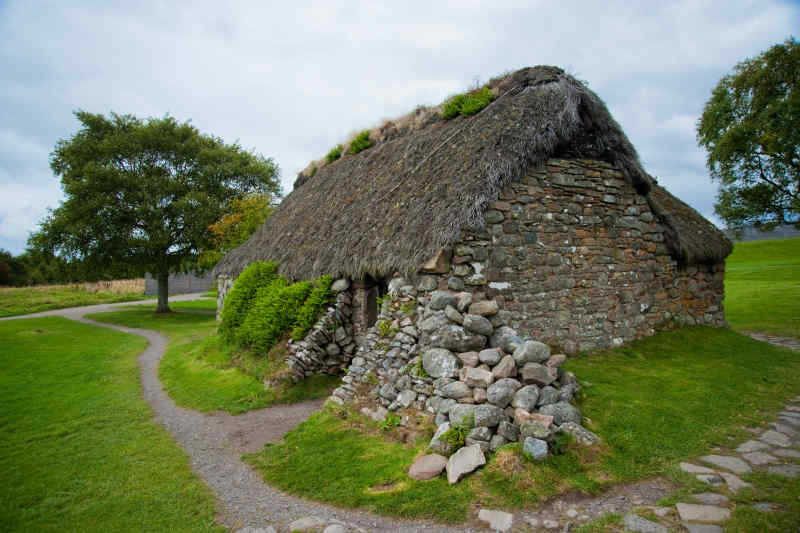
[0,317,222,532]
[724,237,800,337]
[0,284,146,318]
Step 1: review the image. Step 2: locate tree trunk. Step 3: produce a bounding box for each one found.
[156,272,171,313]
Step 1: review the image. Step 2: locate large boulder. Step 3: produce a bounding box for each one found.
[512,340,551,365]
[444,305,464,324]
[419,311,449,333]
[429,422,454,454]
[539,401,582,425]
[441,381,472,400]
[409,454,448,480]
[520,363,558,386]
[537,386,559,406]
[379,383,398,401]
[463,314,494,336]
[478,348,503,366]
[468,300,499,316]
[457,351,479,367]
[487,378,522,408]
[520,419,553,440]
[492,355,517,379]
[446,444,486,484]
[490,326,518,350]
[462,367,493,388]
[448,403,505,428]
[434,325,487,352]
[473,404,506,427]
[429,290,458,310]
[497,420,520,442]
[511,385,540,411]
[522,437,548,461]
[422,348,459,378]
[449,404,477,426]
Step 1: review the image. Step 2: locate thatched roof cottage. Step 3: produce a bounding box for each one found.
[215,66,731,357]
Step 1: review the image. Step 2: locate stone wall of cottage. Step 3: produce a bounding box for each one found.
[217,157,726,354]
[408,158,726,354]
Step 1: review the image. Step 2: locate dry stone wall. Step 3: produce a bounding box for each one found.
[285,281,357,380]
[331,277,598,463]
[410,158,726,354]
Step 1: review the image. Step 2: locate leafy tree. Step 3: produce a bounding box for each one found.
[0,249,13,285]
[697,37,799,231]
[197,192,275,270]
[38,111,280,312]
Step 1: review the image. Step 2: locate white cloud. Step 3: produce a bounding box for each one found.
[0,0,797,254]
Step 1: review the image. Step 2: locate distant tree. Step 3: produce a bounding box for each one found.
[197,192,275,270]
[37,111,280,312]
[697,37,799,231]
[0,249,13,285]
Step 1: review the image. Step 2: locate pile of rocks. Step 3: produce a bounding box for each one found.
[285,279,357,381]
[329,277,600,482]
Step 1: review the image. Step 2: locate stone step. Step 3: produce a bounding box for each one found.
[675,503,730,523]
[699,454,751,474]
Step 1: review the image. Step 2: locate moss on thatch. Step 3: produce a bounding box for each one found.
[215,66,731,281]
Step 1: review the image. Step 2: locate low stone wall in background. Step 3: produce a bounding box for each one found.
[145,271,215,296]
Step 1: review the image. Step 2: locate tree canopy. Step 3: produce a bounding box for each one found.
[36,111,280,311]
[697,37,799,232]
[197,192,275,270]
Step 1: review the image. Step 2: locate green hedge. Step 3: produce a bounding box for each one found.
[220,262,334,354]
[291,275,334,340]
[219,261,279,338]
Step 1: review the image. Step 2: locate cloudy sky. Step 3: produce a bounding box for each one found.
[1,1,797,255]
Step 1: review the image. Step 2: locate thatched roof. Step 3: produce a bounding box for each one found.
[215,66,731,280]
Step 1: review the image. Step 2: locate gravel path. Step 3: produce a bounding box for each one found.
[2,296,472,532]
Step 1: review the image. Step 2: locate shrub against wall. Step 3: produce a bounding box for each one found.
[219,261,280,339]
[220,262,333,353]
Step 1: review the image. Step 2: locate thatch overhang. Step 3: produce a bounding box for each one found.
[215,66,731,281]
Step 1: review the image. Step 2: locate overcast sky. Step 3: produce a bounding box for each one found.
[1,1,797,255]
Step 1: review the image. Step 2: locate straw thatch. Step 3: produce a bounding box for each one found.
[647,183,733,265]
[215,66,731,281]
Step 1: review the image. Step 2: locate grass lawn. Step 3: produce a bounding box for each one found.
[725,471,800,532]
[0,316,222,533]
[724,237,800,337]
[88,304,338,414]
[0,284,146,318]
